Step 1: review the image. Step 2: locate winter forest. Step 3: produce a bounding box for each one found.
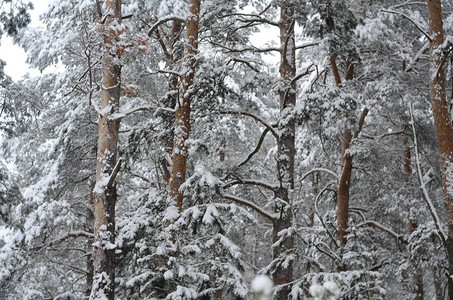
[4,0,453,299]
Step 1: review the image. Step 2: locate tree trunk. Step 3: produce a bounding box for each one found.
[337,129,352,249]
[427,1,453,298]
[161,21,183,184]
[272,5,296,300]
[168,0,200,213]
[86,181,95,298]
[403,134,424,300]
[91,1,122,299]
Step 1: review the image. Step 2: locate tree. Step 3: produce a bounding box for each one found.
[426,0,453,298]
[168,0,201,213]
[91,0,122,299]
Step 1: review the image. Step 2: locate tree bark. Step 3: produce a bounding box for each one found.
[403,133,424,300]
[330,56,368,256]
[161,21,183,184]
[169,0,200,212]
[273,5,296,300]
[86,181,95,298]
[337,129,352,249]
[91,1,122,299]
[427,1,453,298]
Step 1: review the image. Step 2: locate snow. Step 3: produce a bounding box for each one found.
[251,275,273,295]
[309,281,340,300]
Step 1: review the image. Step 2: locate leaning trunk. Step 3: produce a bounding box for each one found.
[91,1,122,299]
[427,1,453,297]
[272,5,296,300]
[169,0,200,212]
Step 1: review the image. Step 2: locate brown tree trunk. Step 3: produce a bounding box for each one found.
[337,129,352,249]
[330,56,368,258]
[161,21,183,184]
[272,5,296,300]
[91,1,122,299]
[169,0,200,212]
[427,1,453,298]
[403,134,424,300]
[86,181,95,298]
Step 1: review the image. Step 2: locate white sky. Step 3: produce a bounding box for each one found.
[0,0,51,81]
[0,1,280,82]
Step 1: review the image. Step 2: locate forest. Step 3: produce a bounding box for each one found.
[1,0,453,299]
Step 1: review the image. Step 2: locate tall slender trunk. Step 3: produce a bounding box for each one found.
[161,21,183,184]
[402,133,424,300]
[169,0,200,212]
[337,128,352,250]
[86,181,95,298]
[426,1,453,298]
[273,5,296,300]
[91,1,122,299]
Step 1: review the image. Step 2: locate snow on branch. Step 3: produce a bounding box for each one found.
[209,40,281,54]
[381,9,431,42]
[353,107,369,140]
[409,103,448,245]
[300,168,339,182]
[236,128,269,168]
[224,194,276,220]
[147,16,185,37]
[218,110,278,140]
[218,12,279,26]
[110,105,174,120]
[223,179,277,190]
[404,41,429,72]
[356,220,403,241]
[32,230,94,251]
[390,1,426,9]
[227,57,260,73]
[295,41,320,50]
[107,158,122,188]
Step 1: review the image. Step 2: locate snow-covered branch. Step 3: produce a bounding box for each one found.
[227,57,260,72]
[237,128,269,168]
[224,194,276,220]
[107,159,122,188]
[147,16,185,37]
[404,41,429,72]
[381,9,431,41]
[33,231,94,251]
[218,110,278,140]
[223,179,276,191]
[111,105,174,120]
[300,168,339,182]
[356,221,403,241]
[218,12,279,26]
[295,41,319,50]
[409,103,448,244]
